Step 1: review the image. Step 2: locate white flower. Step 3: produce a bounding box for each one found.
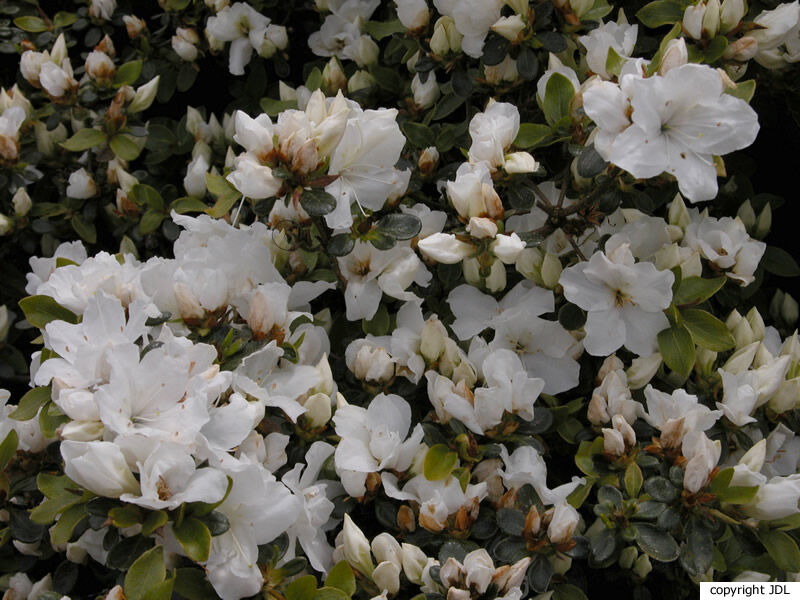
[583,63,759,202]
[333,393,424,497]
[438,0,505,58]
[468,100,521,169]
[682,431,721,493]
[716,368,759,426]
[346,339,396,383]
[417,233,474,264]
[39,60,77,98]
[643,385,721,441]
[61,441,139,498]
[0,106,25,161]
[396,0,430,29]
[206,2,273,75]
[227,153,282,199]
[559,241,673,356]
[89,0,116,20]
[579,18,638,79]
[683,215,766,285]
[66,168,98,199]
[498,445,583,505]
[750,1,800,67]
[446,161,503,220]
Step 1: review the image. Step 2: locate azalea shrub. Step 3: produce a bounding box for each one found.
[2,0,800,599]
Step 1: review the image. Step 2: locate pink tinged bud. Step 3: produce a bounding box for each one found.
[547,503,579,544]
[603,427,626,456]
[723,36,759,61]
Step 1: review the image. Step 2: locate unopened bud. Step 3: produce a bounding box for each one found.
[372,561,400,595]
[397,505,416,532]
[401,543,428,584]
[322,57,347,94]
[541,252,563,289]
[12,188,32,216]
[659,38,688,74]
[619,546,638,569]
[430,16,462,55]
[302,393,332,428]
[683,3,706,39]
[626,353,661,389]
[128,76,160,113]
[418,146,439,175]
[702,0,721,38]
[720,0,745,33]
[420,318,448,362]
[633,554,653,578]
[754,202,771,239]
[668,194,690,229]
[123,15,147,38]
[491,14,526,41]
[603,427,626,456]
[745,306,765,341]
[343,514,375,576]
[348,70,374,93]
[723,341,759,374]
[736,199,756,231]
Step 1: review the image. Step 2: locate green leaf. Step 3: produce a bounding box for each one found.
[424,444,459,481]
[673,276,726,306]
[542,73,574,127]
[53,12,78,28]
[682,309,735,352]
[657,323,695,378]
[482,34,510,66]
[131,184,165,211]
[14,16,49,32]
[605,46,626,78]
[110,134,141,161]
[625,462,644,498]
[314,587,350,600]
[0,430,18,470]
[635,524,680,562]
[139,210,166,235]
[636,0,688,27]
[125,546,166,600]
[50,503,87,547]
[644,476,679,503]
[39,401,69,438]
[174,568,217,600]
[113,60,143,87]
[9,387,50,421]
[432,94,465,120]
[205,174,242,218]
[576,145,608,178]
[759,530,800,572]
[198,511,229,536]
[142,578,174,600]
[718,484,758,504]
[70,215,97,244]
[517,46,539,81]
[325,561,356,596]
[680,518,714,576]
[703,35,728,63]
[300,188,337,216]
[726,79,756,103]
[141,510,169,537]
[19,296,79,329]
[306,67,323,91]
[377,213,422,240]
[591,528,618,562]
[497,508,525,536]
[110,506,142,528]
[286,575,317,600]
[514,123,552,149]
[401,121,436,148]
[173,517,212,562]
[762,246,800,277]
[362,303,390,336]
[171,197,209,214]
[260,98,298,117]
[327,233,355,257]
[60,128,108,152]
[362,19,405,39]
[552,584,588,600]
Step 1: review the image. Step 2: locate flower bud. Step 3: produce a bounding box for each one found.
[418,146,439,175]
[322,58,347,94]
[430,16,462,55]
[668,194,690,229]
[720,0,745,33]
[350,343,395,383]
[85,50,116,83]
[418,233,474,264]
[464,549,494,594]
[343,514,375,575]
[695,348,718,376]
[411,73,440,109]
[12,188,32,217]
[723,36,758,61]
[60,420,105,441]
[372,561,400,595]
[782,294,799,326]
[619,546,638,569]
[732,317,755,349]
[401,543,428,584]
[491,14,526,41]
[302,392,332,427]
[351,35,380,67]
[372,533,402,570]
[702,0,721,38]
[659,38,688,74]
[737,199,756,231]
[626,353,661,389]
[172,27,200,62]
[420,318,448,362]
[466,216,498,240]
[723,341,759,374]
[613,413,636,446]
[547,503,579,544]
[633,554,653,578]
[683,3,706,40]
[123,15,147,38]
[754,202,771,240]
[66,169,98,199]
[447,589,471,600]
[769,377,800,413]
[602,427,625,455]
[0,305,9,341]
[484,55,519,84]
[503,151,538,174]
[439,557,464,588]
[491,233,525,264]
[541,252,563,289]
[397,0,430,30]
[60,440,140,498]
[745,307,765,342]
[348,70,375,93]
[128,76,160,113]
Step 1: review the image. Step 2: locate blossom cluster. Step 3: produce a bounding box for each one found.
[1,0,800,599]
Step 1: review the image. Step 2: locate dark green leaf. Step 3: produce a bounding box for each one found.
[635,501,666,520]
[598,485,623,508]
[402,121,436,148]
[558,303,587,330]
[71,215,97,244]
[517,46,539,80]
[644,477,679,503]
[576,145,609,178]
[496,508,525,536]
[635,524,680,562]
[19,296,79,328]
[528,555,554,593]
[703,36,728,63]
[174,568,217,600]
[362,303,390,336]
[110,506,142,528]
[60,128,107,152]
[536,31,567,53]
[424,444,458,481]
[657,323,695,378]
[328,234,355,257]
[368,230,395,250]
[762,246,800,277]
[682,309,735,352]
[9,386,50,421]
[199,511,229,536]
[378,213,422,240]
[451,70,473,97]
[482,34,510,66]
[171,197,209,214]
[176,64,197,92]
[552,584,588,600]
[432,94,465,120]
[301,188,337,216]
[50,503,86,546]
[680,518,714,576]
[591,528,618,562]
